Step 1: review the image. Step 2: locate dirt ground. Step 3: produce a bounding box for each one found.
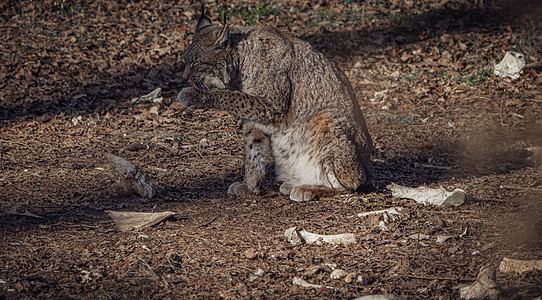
[1,0,541,299]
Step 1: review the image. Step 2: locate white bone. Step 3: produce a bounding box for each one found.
[387,183,465,207]
[285,227,356,245]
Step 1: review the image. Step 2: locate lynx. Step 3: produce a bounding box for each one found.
[178,5,373,202]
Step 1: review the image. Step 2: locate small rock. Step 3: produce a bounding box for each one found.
[459,267,500,299]
[131,87,163,104]
[71,116,83,126]
[254,267,265,277]
[330,269,348,280]
[357,274,369,285]
[494,51,525,80]
[344,272,358,283]
[244,248,258,260]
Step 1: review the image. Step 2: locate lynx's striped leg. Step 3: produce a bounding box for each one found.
[228,123,270,197]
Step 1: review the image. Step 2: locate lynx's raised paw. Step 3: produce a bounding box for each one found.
[177,87,204,109]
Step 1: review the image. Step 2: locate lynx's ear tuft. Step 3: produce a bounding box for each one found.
[195,3,212,33]
[214,24,230,48]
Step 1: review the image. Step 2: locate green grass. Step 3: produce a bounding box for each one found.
[220,1,275,25]
[403,71,424,83]
[458,63,494,85]
[437,71,448,78]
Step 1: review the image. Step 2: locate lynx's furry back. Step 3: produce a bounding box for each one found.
[178,6,373,201]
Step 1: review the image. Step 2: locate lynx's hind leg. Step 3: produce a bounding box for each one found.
[228,123,270,197]
[324,154,369,192]
[284,159,364,202]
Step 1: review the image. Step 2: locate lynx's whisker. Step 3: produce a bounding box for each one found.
[193,78,211,93]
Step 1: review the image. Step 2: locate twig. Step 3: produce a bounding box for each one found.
[405,274,460,281]
[195,214,219,227]
[414,162,451,170]
[192,146,206,160]
[500,185,541,192]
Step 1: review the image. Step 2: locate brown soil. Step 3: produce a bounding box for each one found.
[1,0,541,299]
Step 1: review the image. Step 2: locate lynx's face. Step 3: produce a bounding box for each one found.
[181,8,231,92]
[182,28,229,91]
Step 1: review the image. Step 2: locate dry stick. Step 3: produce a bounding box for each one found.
[192,146,205,161]
[500,185,542,192]
[405,274,461,281]
[195,214,219,228]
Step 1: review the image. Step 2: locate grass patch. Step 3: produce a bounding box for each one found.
[458,63,494,85]
[402,71,424,83]
[219,1,276,25]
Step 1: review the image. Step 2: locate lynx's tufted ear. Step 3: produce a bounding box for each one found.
[195,3,212,33]
[214,24,230,48]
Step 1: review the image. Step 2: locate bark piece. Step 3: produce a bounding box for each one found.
[106,210,174,231]
[104,153,155,199]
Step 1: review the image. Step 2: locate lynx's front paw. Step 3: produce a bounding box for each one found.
[289,186,316,202]
[279,182,292,195]
[177,87,204,109]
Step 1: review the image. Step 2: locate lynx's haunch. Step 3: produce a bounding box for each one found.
[178,5,373,201]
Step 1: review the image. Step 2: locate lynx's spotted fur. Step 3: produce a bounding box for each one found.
[178,5,373,201]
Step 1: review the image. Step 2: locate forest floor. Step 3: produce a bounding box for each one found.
[1,0,541,298]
